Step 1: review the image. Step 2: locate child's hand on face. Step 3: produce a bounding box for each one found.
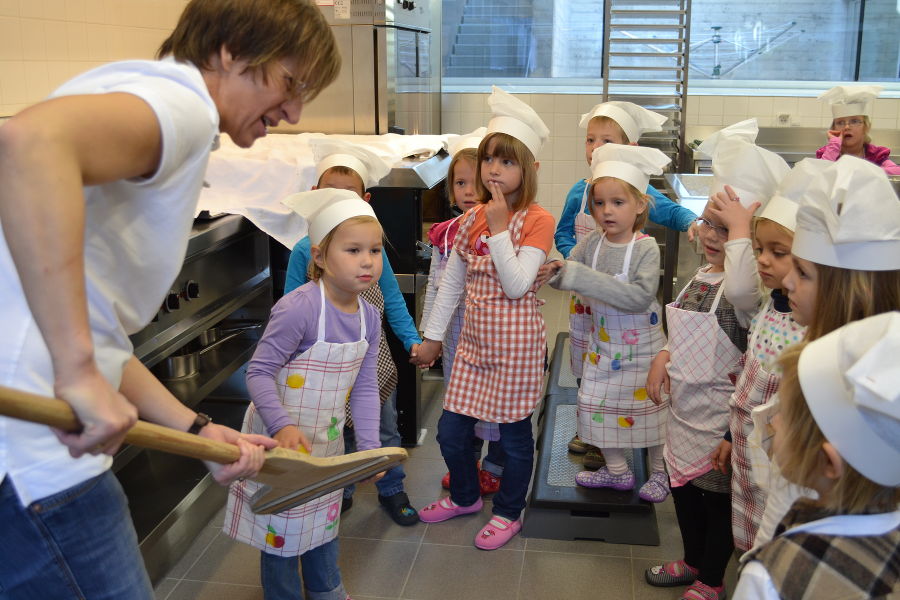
[535,260,564,288]
[708,185,759,241]
[827,127,844,140]
[711,439,732,475]
[274,424,311,453]
[646,350,671,405]
[485,181,510,235]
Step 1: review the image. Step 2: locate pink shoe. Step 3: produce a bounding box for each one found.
[419,496,483,523]
[474,516,522,550]
[680,581,725,600]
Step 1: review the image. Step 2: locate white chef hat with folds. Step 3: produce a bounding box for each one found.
[486,86,550,159]
[590,144,671,193]
[798,311,900,486]
[759,158,831,232]
[310,137,393,190]
[818,85,883,119]
[700,119,790,211]
[447,127,487,158]
[579,101,668,143]
[792,155,900,271]
[282,188,377,245]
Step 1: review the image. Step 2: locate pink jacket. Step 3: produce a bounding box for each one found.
[816,137,900,175]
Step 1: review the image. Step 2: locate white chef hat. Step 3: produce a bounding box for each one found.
[700,119,790,211]
[447,127,487,158]
[310,137,393,190]
[281,188,378,245]
[792,155,900,271]
[758,158,831,232]
[579,101,668,143]
[589,144,671,193]
[486,86,550,159]
[798,311,900,486]
[818,85,883,119]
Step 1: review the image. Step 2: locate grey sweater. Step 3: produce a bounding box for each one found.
[549,232,661,313]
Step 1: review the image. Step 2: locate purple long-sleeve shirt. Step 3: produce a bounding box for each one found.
[246,281,381,450]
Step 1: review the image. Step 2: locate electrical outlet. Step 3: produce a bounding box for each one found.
[777,113,791,126]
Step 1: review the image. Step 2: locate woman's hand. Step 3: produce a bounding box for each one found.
[646,350,671,405]
[484,181,510,235]
[687,219,699,243]
[535,260,564,288]
[198,424,277,485]
[411,339,441,368]
[711,439,732,474]
[274,424,311,453]
[708,184,758,241]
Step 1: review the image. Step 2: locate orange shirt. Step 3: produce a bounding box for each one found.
[465,203,555,256]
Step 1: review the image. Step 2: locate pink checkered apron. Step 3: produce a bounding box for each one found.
[577,233,668,448]
[664,279,742,487]
[569,181,596,378]
[443,206,546,422]
[729,299,800,550]
[224,281,369,556]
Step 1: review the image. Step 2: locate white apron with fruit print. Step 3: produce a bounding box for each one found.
[576,233,668,448]
[569,180,597,378]
[224,281,369,556]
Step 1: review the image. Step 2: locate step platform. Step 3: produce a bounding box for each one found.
[523,333,660,546]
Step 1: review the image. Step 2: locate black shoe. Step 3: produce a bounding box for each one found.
[341,496,353,514]
[378,492,419,526]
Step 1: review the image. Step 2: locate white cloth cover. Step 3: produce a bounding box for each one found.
[447,127,487,157]
[579,101,668,143]
[798,312,900,486]
[818,85,883,119]
[589,144,671,193]
[310,137,393,189]
[758,158,830,232]
[486,86,550,158]
[791,155,900,270]
[282,188,377,245]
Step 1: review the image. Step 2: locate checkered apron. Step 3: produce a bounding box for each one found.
[224,281,369,556]
[730,298,789,551]
[577,233,668,448]
[357,281,396,413]
[569,181,596,378]
[443,206,547,422]
[664,278,742,486]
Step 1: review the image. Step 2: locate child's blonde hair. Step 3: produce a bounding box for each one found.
[829,115,873,145]
[805,264,900,342]
[445,148,477,205]
[308,215,381,281]
[475,132,539,213]
[588,116,630,144]
[589,176,652,231]
[776,344,900,513]
[752,216,793,241]
[317,166,366,196]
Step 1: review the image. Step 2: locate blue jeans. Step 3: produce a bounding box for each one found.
[471,438,506,476]
[0,471,153,600]
[343,389,406,499]
[260,538,346,600]
[437,410,534,521]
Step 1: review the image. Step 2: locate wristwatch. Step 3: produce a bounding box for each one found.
[187,412,212,435]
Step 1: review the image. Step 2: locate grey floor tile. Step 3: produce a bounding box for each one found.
[339,537,419,599]
[523,534,632,558]
[631,509,684,560]
[166,580,263,600]
[163,523,221,579]
[153,578,179,600]
[182,531,261,585]
[402,543,523,600]
[397,457,452,499]
[339,491,429,543]
[632,558,686,600]
[519,551,632,600]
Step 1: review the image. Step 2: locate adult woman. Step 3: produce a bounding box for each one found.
[0,1,340,597]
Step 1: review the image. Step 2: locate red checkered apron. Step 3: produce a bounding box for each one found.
[577,233,668,448]
[730,299,803,550]
[443,206,547,422]
[569,180,596,378]
[664,278,742,486]
[224,281,369,556]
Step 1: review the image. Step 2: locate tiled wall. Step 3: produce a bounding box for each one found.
[0,0,187,117]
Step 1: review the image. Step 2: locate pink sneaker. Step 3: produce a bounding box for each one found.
[419,496,483,523]
[575,467,635,490]
[474,516,522,550]
[680,581,725,600]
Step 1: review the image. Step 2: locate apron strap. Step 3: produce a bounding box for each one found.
[709,278,727,313]
[577,178,590,216]
[443,214,462,256]
[317,280,367,343]
[590,232,637,278]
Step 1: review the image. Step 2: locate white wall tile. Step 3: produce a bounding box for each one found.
[553,93,577,114]
[44,19,67,60]
[0,60,27,104]
[697,95,723,116]
[771,96,798,118]
[19,0,44,19]
[721,96,748,117]
[458,93,485,114]
[697,114,724,127]
[0,16,23,59]
[20,19,46,59]
[65,21,88,60]
[45,0,66,19]
[0,0,18,16]
[552,112,578,138]
[529,93,554,114]
[24,60,49,100]
[441,111,459,135]
[65,0,85,22]
[440,93,459,113]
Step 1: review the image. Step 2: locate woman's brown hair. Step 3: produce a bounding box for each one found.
[805,264,900,341]
[308,215,382,281]
[158,0,340,104]
[474,132,539,213]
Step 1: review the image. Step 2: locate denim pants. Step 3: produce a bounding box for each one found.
[437,410,534,521]
[470,438,506,476]
[260,538,346,600]
[0,471,153,600]
[343,389,406,499]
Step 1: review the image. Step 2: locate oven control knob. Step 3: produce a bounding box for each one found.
[183,280,200,300]
[163,291,180,312]
[401,0,408,8]
[408,1,415,8]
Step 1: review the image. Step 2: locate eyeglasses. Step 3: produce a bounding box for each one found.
[275,62,307,99]
[833,118,865,128]
[695,217,728,239]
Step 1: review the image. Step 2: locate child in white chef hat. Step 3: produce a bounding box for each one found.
[816,85,900,175]
[543,143,672,501]
[285,137,423,526]
[226,188,384,600]
[732,312,900,600]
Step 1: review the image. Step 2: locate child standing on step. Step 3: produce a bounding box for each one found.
[543,143,671,502]
[414,87,554,550]
[226,189,384,600]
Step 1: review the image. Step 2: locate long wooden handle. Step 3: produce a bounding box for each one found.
[0,385,240,464]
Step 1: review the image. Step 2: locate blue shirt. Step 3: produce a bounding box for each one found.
[554,179,697,258]
[285,236,422,352]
